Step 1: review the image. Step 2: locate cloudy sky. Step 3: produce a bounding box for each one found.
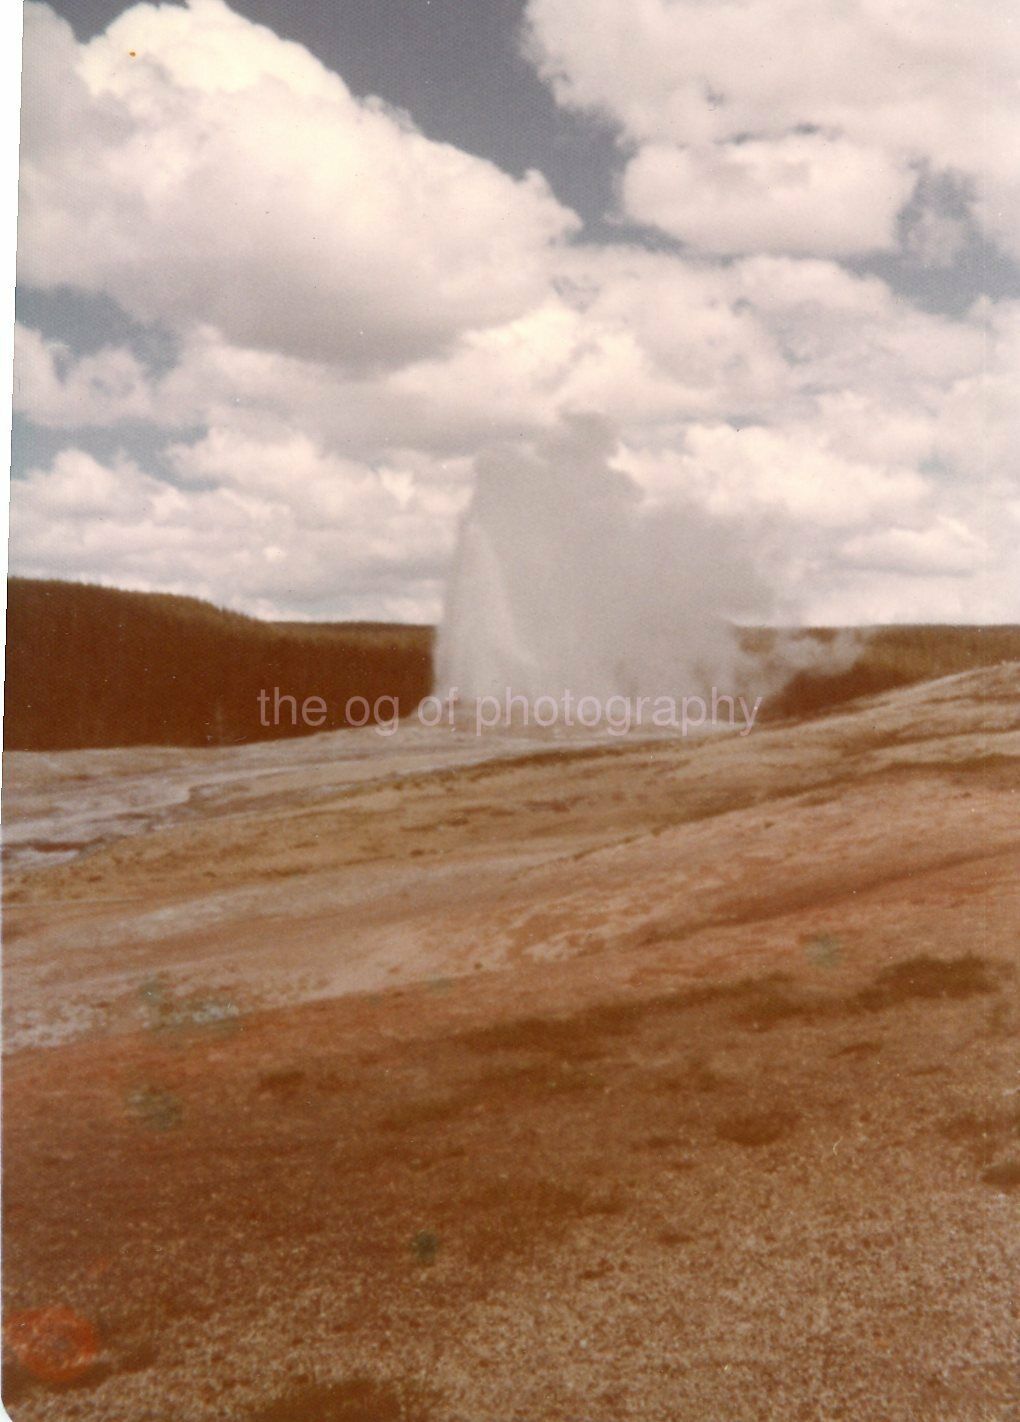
[11,0,1020,623]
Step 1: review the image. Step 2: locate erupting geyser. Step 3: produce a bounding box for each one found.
[436,418,767,705]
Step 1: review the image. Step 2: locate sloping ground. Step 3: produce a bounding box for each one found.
[2,666,1018,1420]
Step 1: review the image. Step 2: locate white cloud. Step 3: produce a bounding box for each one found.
[19,0,578,367]
[14,325,157,426]
[14,236,1015,620]
[932,300,1020,486]
[622,135,914,256]
[526,0,1020,259]
[10,441,469,621]
[11,1,1018,626]
[617,424,927,529]
[803,565,1016,627]
[839,517,986,576]
[19,244,990,454]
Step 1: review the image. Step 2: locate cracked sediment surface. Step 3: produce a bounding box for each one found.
[3,666,1018,1420]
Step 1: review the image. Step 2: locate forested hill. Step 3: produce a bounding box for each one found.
[4,578,433,750]
[5,578,1019,751]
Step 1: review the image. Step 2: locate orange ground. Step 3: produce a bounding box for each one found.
[3,666,1018,1420]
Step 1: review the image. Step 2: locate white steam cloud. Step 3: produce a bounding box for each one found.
[436,417,776,704]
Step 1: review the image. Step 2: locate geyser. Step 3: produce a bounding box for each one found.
[436,418,769,705]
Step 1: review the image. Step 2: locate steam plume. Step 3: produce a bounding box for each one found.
[437,417,774,704]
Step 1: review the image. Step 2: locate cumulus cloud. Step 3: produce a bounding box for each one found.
[13,236,1016,622]
[11,0,1018,626]
[19,0,578,367]
[14,325,158,426]
[621,424,928,529]
[525,0,1020,260]
[10,441,467,621]
[839,518,986,577]
[622,135,914,256]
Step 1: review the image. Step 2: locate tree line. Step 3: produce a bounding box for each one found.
[4,578,434,750]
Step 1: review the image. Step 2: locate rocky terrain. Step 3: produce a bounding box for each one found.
[2,665,1018,1420]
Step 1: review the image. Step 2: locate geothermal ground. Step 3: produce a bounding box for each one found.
[2,666,1019,1421]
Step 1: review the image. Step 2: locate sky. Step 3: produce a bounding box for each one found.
[10,0,1020,623]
